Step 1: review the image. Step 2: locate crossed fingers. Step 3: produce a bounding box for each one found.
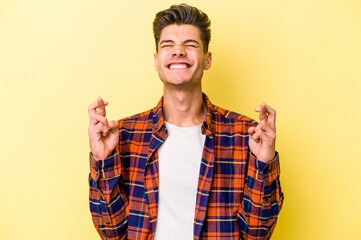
[256,103,276,129]
[88,97,111,137]
[248,103,276,143]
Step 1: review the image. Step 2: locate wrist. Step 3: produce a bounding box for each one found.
[91,150,116,161]
[254,152,276,164]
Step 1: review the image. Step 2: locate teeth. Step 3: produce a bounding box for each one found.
[169,64,187,69]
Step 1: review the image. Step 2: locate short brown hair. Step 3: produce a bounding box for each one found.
[153,4,211,53]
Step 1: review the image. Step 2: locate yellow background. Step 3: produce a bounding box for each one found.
[1,0,361,239]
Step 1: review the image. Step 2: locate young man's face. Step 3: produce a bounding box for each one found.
[154,24,212,87]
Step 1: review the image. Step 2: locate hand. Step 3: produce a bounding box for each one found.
[88,97,119,161]
[248,103,276,163]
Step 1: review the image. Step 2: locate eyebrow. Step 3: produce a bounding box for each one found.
[159,40,174,45]
[159,39,200,45]
[184,39,199,45]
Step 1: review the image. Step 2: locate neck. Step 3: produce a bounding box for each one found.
[163,85,206,127]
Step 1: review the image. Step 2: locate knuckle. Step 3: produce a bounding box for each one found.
[88,127,95,135]
[95,114,104,122]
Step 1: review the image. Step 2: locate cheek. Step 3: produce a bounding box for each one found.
[157,53,167,68]
[196,56,206,69]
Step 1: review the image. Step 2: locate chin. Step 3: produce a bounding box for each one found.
[162,77,190,86]
[165,81,189,86]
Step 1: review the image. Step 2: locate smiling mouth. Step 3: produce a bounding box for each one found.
[168,63,191,69]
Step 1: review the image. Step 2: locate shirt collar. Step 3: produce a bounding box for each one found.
[151,93,215,137]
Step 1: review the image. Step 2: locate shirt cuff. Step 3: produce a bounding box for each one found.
[248,152,280,185]
[89,150,122,182]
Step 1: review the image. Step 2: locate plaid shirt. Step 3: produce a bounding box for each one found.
[89,94,283,240]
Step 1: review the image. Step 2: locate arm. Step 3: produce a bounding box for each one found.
[88,97,128,239]
[89,152,129,240]
[237,152,283,239]
[237,103,284,239]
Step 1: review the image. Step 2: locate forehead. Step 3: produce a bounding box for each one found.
[159,24,202,42]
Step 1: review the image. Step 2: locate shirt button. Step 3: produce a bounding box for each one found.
[264,198,270,203]
[103,166,108,171]
[94,167,98,172]
[150,144,154,149]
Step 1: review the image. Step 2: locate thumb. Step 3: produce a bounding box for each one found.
[248,126,255,135]
[108,120,119,130]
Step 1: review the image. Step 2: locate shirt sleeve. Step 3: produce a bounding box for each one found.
[89,151,129,240]
[237,152,284,240]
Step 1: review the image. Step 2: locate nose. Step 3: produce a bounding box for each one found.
[172,45,186,57]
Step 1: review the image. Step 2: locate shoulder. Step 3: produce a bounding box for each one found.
[117,108,154,130]
[212,105,258,128]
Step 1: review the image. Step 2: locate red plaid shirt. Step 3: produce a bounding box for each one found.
[89,94,283,239]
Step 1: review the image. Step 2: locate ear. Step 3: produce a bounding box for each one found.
[154,53,159,71]
[204,52,212,70]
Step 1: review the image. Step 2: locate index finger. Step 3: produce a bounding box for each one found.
[97,97,108,116]
[255,103,276,126]
[88,97,108,117]
[264,103,276,125]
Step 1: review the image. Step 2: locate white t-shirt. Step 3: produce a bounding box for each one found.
[154,121,206,240]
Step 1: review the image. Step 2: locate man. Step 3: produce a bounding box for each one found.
[88,4,283,240]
